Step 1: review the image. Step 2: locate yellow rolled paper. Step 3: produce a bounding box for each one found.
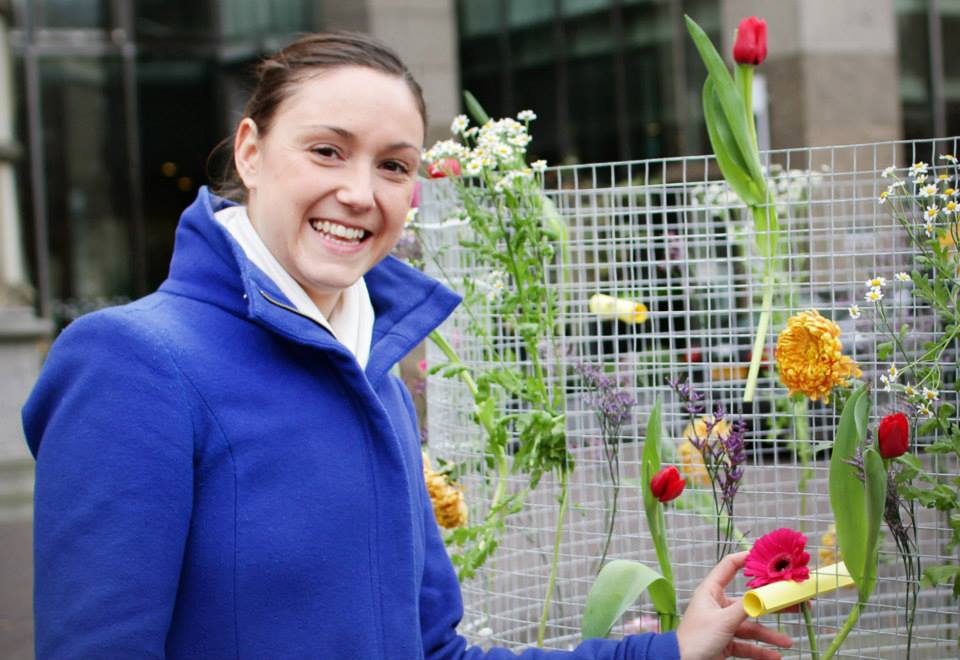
[588,294,649,324]
[743,562,855,617]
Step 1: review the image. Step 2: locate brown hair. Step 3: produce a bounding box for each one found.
[212,31,427,202]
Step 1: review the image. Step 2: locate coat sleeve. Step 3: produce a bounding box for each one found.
[22,309,195,660]
[396,389,680,660]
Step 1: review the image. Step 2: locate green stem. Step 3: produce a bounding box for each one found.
[793,395,811,531]
[737,63,760,154]
[537,469,570,647]
[801,602,820,660]
[820,602,862,660]
[743,270,774,402]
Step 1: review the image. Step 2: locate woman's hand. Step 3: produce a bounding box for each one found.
[676,551,794,660]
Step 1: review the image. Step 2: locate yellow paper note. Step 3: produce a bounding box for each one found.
[742,562,855,617]
[588,294,648,324]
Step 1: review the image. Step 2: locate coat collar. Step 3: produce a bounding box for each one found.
[159,187,461,385]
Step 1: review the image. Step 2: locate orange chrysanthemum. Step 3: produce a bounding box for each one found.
[423,453,468,529]
[775,310,861,403]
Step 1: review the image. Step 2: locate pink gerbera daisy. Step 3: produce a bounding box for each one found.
[744,528,811,588]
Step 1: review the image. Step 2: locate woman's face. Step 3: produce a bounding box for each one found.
[235,66,424,315]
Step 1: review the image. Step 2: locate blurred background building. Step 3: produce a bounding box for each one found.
[0,1,957,657]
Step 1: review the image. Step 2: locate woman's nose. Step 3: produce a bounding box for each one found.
[335,164,375,211]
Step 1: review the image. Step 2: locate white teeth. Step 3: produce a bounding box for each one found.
[310,220,366,243]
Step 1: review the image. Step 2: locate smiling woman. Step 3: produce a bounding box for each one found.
[21,31,791,660]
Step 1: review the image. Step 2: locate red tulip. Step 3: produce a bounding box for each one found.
[733,16,767,66]
[427,158,461,178]
[650,466,686,503]
[878,412,909,459]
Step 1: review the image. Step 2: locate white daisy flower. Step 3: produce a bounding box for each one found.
[909,162,929,177]
[904,384,918,398]
[517,109,537,122]
[404,207,419,225]
[531,159,547,173]
[940,154,958,164]
[918,404,933,417]
[925,219,935,237]
[464,158,483,176]
[878,191,889,205]
[881,166,896,178]
[923,387,939,402]
[865,288,883,302]
[895,271,911,282]
[925,205,940,220]
[944,200,958,215]
[919,184,939,198]
[865,276,887,288]
[880,374,892,391]
[888,365,899,380]
[915,175,929,186]
[848,304,862,319]
[508,133,531,148]
[450,114,469,135]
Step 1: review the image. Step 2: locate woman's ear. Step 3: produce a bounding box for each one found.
[234,118,260,189]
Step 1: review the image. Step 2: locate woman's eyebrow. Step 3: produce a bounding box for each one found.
[301,125,418,153]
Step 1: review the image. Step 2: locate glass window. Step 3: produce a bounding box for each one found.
[36,56,133,307]
[31,0,111,30]
[136,0,215,40]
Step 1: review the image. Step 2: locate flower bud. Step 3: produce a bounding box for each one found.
[877,412,909,459]
[733,16,767,66]
[649,465,686,503]
[427,158,461,179]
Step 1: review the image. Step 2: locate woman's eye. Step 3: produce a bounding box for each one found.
[382,160,410,175]
[311,146,340,159]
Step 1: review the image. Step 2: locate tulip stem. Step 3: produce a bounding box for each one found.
[537,469,570,647]
[820,602,862,660]
[743,270,774,402]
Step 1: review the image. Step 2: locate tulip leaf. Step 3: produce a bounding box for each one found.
[684,15,764,185]
[582,560,672,639]
[860,447,887,602]
[463,90,490,126]
[748,201,779,259]
[638,398,678,628]
[702,79,763,206]
[829,386,870,592]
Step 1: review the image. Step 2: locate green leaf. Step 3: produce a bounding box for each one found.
[702,79,763,206]
[582,560,673,639]
[860,447,887,601]
[877,341,894,360]
[921,564,960,589]
[829,386,870,592]
[684,15,765,185]
[463,90,490,125]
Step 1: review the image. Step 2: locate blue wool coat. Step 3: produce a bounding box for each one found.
[23,188,679,660]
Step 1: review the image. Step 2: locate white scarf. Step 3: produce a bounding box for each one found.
[214,205,374,369]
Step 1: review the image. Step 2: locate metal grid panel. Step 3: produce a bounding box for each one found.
[420,136,960,658]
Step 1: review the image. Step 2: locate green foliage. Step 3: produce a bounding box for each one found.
[581,560,672,640]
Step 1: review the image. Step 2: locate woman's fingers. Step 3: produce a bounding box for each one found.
[726,639,786,660]
[733,618,794,648]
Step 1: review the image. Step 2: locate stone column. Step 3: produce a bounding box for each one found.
[319,0,460,147]
[721,0,901,152]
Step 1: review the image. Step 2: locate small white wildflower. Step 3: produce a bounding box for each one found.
[464,158,483,176]
[904,384,918,398]
[404,207,419,225]
[517,109,537,122]
[450,114,469,135]
[865,288,883,302]
[477,627,493,639]
[909,162,929,177]
[848,304,862,319]
[888,365,899,381]
[889,180,907,190]
[923,387,939,402]
[881,166,896,178]
[925,205,940,221]
[878,190,890,205]
[940,154,958,163]
[495,143,512,159]
[919,184,939,198]
[865,276,887,288]
[531,159,547,173]
[918,404,933,417]
[880,374,892,391]
[508,133,531,148]
[915,175,929,186]
[463,126,478,139]
[925,219,935,237]
[894,271,911,282]
[944,200,958,215]
[938,173,952,183]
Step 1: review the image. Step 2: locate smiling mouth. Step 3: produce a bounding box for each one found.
[309,219,370,245]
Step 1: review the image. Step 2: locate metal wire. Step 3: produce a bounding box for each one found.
[421,136,960,658]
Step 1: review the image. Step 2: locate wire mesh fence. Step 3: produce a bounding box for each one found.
[418,136,960,658]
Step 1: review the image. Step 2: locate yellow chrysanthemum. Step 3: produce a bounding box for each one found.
[423,453,468,529]
[819,524,841,565]
[775,310,861,403]
[677,440,710,486]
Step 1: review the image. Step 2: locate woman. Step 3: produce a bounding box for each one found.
[23,33,791,659]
